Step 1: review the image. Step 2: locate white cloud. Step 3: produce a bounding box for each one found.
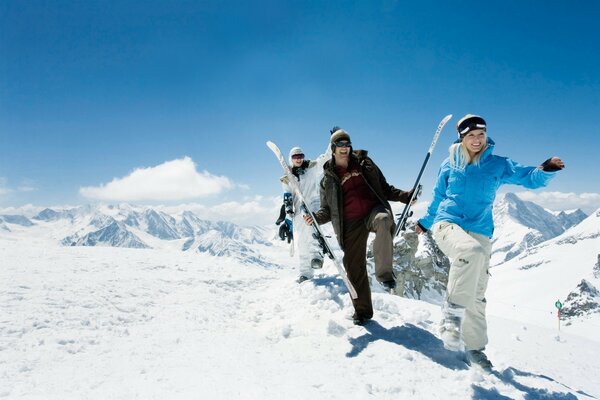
[0,177,37,196]
[80,157,234,202]
[514,191,600,214]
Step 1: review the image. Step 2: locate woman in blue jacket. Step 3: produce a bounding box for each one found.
[416,114,564,371]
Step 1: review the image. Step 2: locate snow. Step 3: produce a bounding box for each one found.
[490,193,579,266]
[487,209,600,341]
[1,235,598,399]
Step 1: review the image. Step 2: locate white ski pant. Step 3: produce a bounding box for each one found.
[432,221,492,351]
[293,212,322,278]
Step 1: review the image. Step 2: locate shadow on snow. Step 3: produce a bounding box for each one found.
[345,321,467,370]
[471,367,596,400]
[345,321,592,399]
[309,276,348,308]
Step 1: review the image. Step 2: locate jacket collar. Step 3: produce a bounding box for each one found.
[291,160,310,177]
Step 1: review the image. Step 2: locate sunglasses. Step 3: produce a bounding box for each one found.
[291,154,305,160]
[334,140,352,148]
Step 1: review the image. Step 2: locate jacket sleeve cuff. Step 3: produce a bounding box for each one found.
[418,217,433,231]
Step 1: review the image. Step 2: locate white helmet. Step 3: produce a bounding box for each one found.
[288,146,304,164]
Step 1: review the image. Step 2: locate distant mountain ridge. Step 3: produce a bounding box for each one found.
[486,208,600,330]
[4,204,273,266]
[0,214,34,227]
[491,193,587,265]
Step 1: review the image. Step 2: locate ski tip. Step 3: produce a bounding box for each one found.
[266,141,277,150]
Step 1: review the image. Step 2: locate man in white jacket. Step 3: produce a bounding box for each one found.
[280,145,329,283]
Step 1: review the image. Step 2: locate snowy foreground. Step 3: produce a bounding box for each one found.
[1,239,599,400]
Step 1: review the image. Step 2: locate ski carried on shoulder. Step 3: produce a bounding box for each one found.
[395,114,453,236]
[266,141,358,299]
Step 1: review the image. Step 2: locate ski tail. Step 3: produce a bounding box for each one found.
[394,114,452,236]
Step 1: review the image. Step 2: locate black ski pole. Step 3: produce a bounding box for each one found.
[394,114,452,236]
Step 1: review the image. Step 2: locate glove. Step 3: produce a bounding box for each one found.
[540,157,565,172]
[279,223,290,241]
[275,204,286,225]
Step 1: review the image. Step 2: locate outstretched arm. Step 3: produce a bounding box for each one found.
[501,156,564,188]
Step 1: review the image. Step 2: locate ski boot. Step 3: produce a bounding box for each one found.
[466,349,493,373]
[439,301,465,351]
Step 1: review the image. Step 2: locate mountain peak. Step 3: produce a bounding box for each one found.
[562,279,600,320]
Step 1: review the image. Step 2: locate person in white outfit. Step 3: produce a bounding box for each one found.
[280,146,329,283]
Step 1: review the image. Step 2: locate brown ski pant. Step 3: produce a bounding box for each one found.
[342,206,395,318]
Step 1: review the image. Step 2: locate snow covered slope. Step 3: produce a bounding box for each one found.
[1,237,598,399]
[487,208,600,341]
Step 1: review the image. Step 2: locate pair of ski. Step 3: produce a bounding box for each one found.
[266,114,452,300]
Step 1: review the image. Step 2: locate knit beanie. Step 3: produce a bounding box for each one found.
[330,128,351,144]
[456,114,486,139]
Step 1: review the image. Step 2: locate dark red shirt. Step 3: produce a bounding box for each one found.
[335,161,378,221]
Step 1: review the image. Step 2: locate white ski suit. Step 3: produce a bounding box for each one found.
[281,147,330,279]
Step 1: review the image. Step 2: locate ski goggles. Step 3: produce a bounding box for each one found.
[334,140,352,148]
[291,154,305,160]
[457,116,487,136]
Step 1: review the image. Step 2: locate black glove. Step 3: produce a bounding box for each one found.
[275,204,286,225]
[278,223,289,241]
[278,223,293,243]
[540,157,565,172]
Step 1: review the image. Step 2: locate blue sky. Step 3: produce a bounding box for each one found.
[1,0,599,224]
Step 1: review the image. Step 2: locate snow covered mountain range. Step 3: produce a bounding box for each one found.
[491,192,587,265]
[486,206,600,338]
[1,204,273,267]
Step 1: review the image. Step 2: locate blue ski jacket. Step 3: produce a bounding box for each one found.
[418,138,556,238]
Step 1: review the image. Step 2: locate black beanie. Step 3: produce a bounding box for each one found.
[456,114,486,139]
